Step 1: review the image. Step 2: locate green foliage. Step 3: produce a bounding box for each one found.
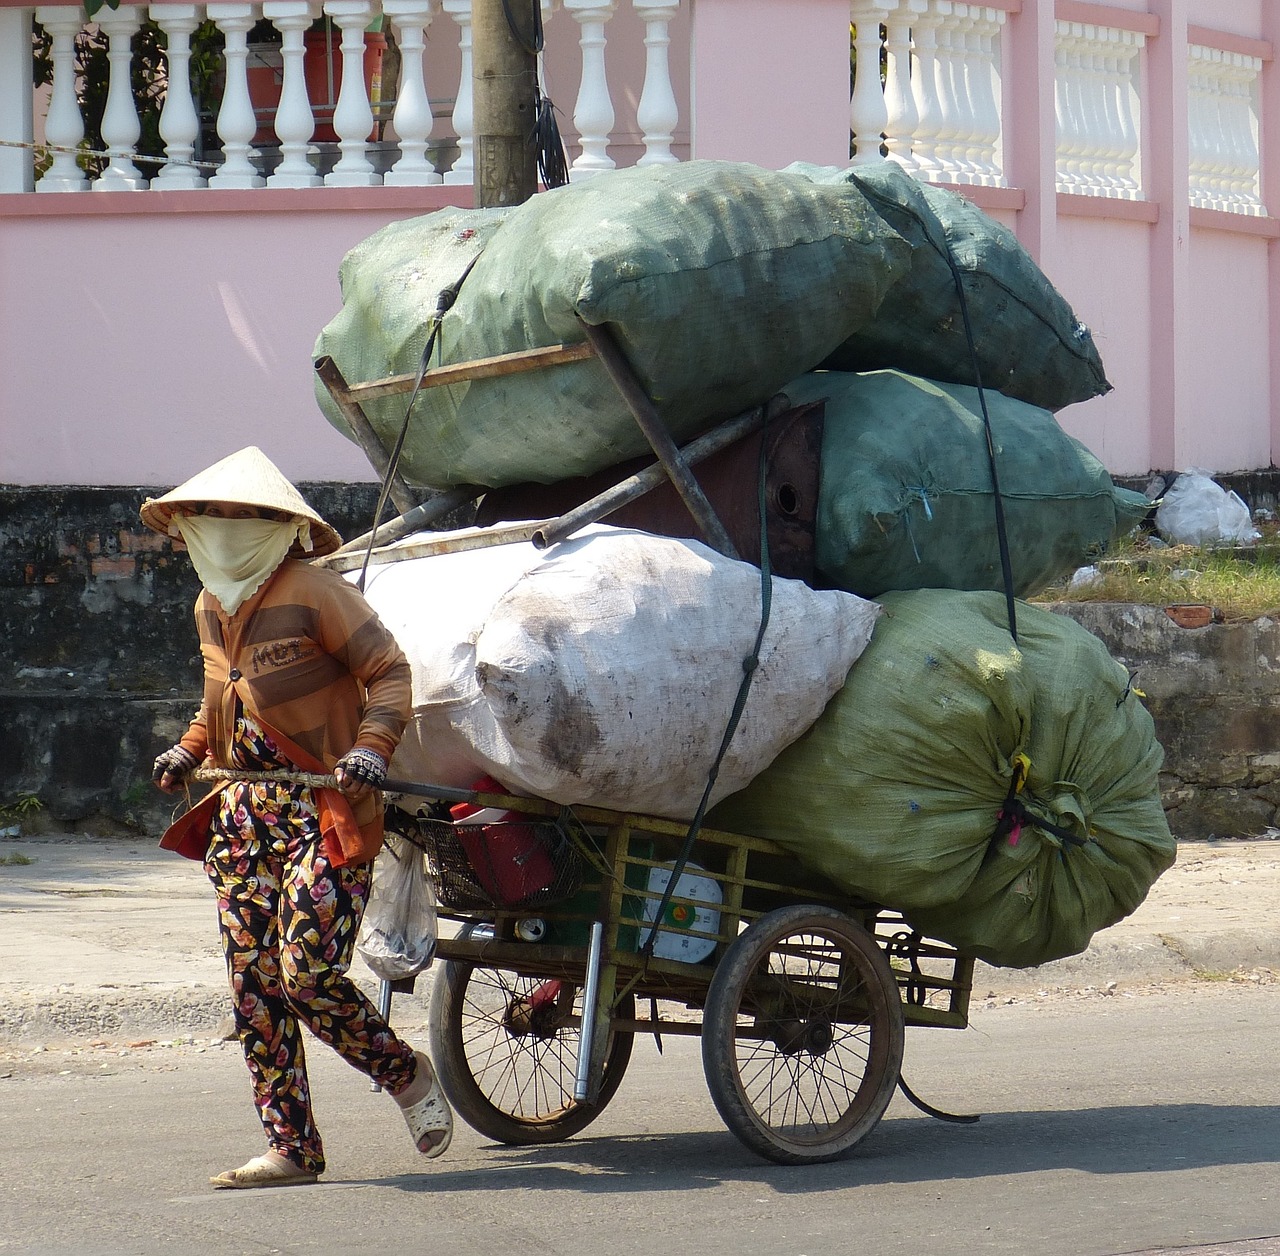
[0,853,35,867]
[0,794,43,818]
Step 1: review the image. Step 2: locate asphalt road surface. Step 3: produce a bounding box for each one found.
[1,980,1277,1256]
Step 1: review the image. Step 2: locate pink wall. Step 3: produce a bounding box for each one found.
[688,0,852,167]
[1053,217,1154,476]
[1185,227,1273,471]
[0,192,469,486]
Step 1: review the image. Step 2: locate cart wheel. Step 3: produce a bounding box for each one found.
[428,946,634,1145]
[701,904,904,1166]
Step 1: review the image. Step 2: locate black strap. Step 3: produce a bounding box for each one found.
[356,258,479,592]
[637,415,773,963]
[941,241,1018,644]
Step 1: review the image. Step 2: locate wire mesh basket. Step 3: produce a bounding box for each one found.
[399,814,585,912]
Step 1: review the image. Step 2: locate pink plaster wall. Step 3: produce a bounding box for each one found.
[1184,226,1272,471]
[688,0,853,167]
[1052,217,1154,476]
[0,202,465,486]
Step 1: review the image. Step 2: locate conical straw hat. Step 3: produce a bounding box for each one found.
[140,446,342,558]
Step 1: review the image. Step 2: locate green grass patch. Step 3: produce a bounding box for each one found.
[0,853,34,867]
[1031,526,1280,623]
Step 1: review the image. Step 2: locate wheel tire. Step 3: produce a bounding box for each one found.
[428,952,635,1145]
[701,904,905,1165]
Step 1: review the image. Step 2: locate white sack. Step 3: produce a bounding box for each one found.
[357,526,880,819]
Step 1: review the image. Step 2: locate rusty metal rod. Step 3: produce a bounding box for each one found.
[314,356,420,516]
[577,320,740,560]
[320,519,556,572]
[532,393,791,550]
[321,485,485,562]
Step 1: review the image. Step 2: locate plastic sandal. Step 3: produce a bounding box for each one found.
[210,1152,318,1190]
[396,1051,454,1158]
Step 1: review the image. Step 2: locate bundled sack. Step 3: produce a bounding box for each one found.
[314,160,912,489]
[708,590,1175,968]
[785,159,1110,412]
[784,369,1149,598]
[359,525,881,819]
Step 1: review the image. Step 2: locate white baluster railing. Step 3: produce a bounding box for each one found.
[853,0,1005,185]
[323,0,379,185]
[633,0,679,166]
[1188,43,1264,216]
[383,0,441,184]
[151,3,207,188]
[14,0,698,194]
[565,0,617,179]
[209,2,267,188]
[441,0,475,185]
[34,6,89,192]
[850,0,894,164]
[94,4,147,190]
[1054,20,1144,200]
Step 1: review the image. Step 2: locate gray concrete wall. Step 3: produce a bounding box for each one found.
[0,485,384,833]
[3,481,1278,839]
[1051,602,1280,840]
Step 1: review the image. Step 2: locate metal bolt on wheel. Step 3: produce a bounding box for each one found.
[701,904,905,1165]
[428,949,634,1145]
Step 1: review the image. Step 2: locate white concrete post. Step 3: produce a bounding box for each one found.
[441,0,474,184]
[383,0,441,184]
[0,7,36,192]
[564,0,617,179]
[94,4,147,189]
[633,0,679,166]
[264,0,322,186]
[324,0,379,184]
[34,6,87,192]
[151,4,207,188]
[208,2,266,187]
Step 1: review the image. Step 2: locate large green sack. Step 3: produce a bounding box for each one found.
[784,369,1149,598]
[314,161,913,489]
[785,160,1110,411]
[708,590,1175,968]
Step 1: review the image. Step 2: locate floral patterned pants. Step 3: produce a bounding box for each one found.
[205,780,416,1174]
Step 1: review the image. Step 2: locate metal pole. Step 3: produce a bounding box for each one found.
[574,920,605,1102]
[532,395,791,549]
[578,320,741,560]
[472,0,538,207]
[321,486,484,561]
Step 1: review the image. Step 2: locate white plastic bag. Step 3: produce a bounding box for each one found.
[356,835,437,981]
[1155,470,1260,546]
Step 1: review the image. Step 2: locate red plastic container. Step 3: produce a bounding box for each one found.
[450,777,556,907]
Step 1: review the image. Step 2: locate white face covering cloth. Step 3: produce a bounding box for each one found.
[173,515,302,615]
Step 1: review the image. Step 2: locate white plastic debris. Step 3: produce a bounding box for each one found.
[1154,470,1260,546]
[1069,565,1101,589]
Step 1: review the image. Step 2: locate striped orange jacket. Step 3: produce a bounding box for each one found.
[171,558,413,865]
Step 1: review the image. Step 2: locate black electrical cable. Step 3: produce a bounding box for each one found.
[501,0,570,188]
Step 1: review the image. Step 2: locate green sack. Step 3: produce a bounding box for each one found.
[708,590,1175,968]
[785,160,1110,411]
[313,161,913,489]
[785,369,1149,598]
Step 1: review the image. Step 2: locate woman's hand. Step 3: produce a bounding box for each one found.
[334,748,388,805]
[152,745,199,793]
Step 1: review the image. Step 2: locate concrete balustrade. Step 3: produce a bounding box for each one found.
[8,0,688,191]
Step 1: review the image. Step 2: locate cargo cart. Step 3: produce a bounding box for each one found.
[384,780,975,1167]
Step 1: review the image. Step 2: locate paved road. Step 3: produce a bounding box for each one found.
[2,981,1278,1256]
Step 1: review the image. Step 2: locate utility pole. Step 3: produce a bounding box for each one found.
[472,0,539,207]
